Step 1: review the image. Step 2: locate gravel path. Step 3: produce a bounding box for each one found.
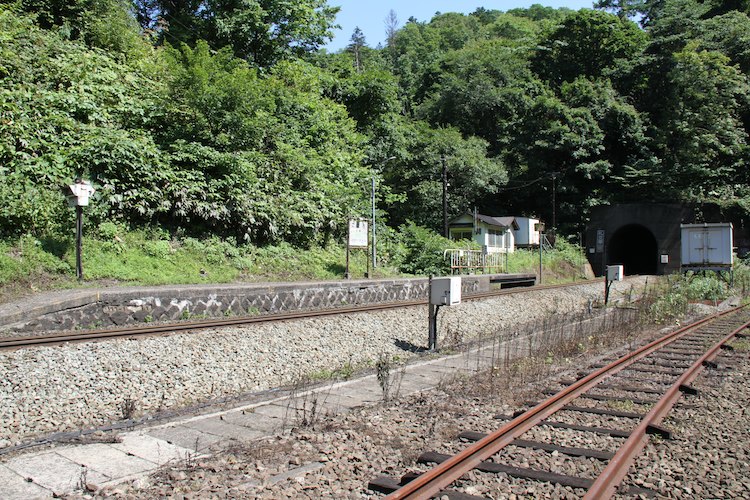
[0,279,646,449]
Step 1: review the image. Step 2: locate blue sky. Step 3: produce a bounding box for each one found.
[326,1,596,51]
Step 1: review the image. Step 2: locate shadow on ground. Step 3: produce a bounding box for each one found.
[393,338,427,353]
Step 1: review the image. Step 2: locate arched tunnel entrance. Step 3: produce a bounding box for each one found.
[608,224,658,275]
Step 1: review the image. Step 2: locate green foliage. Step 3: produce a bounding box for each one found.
[4,0,750,275]
[506,238,589,283]
[533,9,647,86]
[644,270,745,324]
[391,222,457,276]
[13,0,149,57]
[674,273,730,301]
[0,8,168,234]
[382,122,506,230]
[133,0,338,67]
[161,45,368,243]
[647,284,690,324]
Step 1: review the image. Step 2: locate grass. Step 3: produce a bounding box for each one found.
[0,227,599,304]
[0,230,383,303]
[506,238,590,284]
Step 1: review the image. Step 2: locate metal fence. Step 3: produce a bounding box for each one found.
[443,249,506,274]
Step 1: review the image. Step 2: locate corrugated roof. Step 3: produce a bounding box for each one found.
[449,213,518,230]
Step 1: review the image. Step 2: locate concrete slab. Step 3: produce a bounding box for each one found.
[222,410,284,433]
[329,385,382,405]
[0,464,51,499]
[146,424,224,452]
[56,444,156,479]
[279,393,359,424]
[4,451,109,494]
[252,403,291,421]
[312,391,369,411]
[397,377,433,395]
[431,358,475,370]
[111,433,192,465]
[408,368,454,385]
[267,461,325,486]
[183,417,266,441]
[411,363,458,375]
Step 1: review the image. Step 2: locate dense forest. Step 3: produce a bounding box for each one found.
[1,0,749,245]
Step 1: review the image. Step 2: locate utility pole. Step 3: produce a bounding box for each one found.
[551,172,557,234]
[371,176,376,270]
[371,156,394,270]
[442,156,448,237]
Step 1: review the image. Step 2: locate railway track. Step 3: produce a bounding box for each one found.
[0,280,598,350]
[369,304,750,499]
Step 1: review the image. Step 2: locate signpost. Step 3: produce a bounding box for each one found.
[63,179,95,281]
[346,218,368,279]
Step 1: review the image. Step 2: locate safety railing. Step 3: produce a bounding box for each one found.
[443,249,506,274]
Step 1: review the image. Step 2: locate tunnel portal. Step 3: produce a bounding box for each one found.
[608,224,658,275]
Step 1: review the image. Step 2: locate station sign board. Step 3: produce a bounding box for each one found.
[348,219,368,248]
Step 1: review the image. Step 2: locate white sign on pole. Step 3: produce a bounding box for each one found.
[348,219,368,248]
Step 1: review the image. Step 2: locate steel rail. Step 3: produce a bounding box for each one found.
[384,305,746,499]
[584,316,750,499]
[0,279,595,350]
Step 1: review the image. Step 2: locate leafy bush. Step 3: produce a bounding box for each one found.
[392,222,457,276]
[676,273,729,301]
[647,287,689,324]
[142,240,172,259]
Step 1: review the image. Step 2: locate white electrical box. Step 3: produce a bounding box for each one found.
[607,265,624,282]
[430,277,461,306]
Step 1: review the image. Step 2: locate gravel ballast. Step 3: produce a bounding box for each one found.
[84,299,750,500]
[0,279,646,449]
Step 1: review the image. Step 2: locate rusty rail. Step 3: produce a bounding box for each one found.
[584,316,750,499]
[383,304,747,499]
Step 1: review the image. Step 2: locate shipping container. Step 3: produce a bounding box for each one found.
[680,223,733,268]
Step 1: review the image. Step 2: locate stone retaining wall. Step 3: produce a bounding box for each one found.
[1,275,507,333]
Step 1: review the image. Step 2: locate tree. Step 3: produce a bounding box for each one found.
[594,0,648,19]
[560,78,656,198]
[15,0,149,56]
[700,12,750,72]
[651,47,749,198]
[382,123,506,230]
[533,9,647,86]
[384,9,398,47]
[133,0,339,67]
[160,43,370,243]
[347,26,366,71]
[417,39,544,156]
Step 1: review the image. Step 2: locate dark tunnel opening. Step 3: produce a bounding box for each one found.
[608,224,658,275]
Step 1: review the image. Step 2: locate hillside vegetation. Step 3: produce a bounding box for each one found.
[1,0,749,291]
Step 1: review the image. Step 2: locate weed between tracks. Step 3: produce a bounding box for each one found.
[437,289,666,403]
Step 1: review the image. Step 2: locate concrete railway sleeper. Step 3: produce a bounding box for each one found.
[369,305,750,499]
